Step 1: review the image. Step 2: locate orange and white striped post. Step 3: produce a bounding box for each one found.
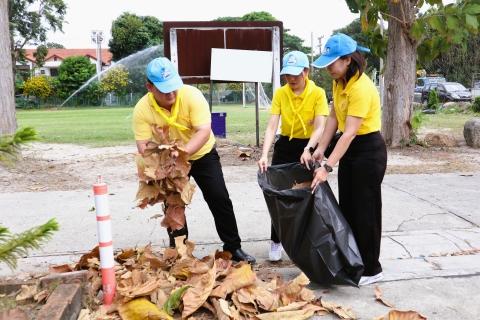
[93,174,116,307]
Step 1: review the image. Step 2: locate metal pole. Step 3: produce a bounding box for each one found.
[209,80,213,113]
[255,82,260,147]
[311,32,313,65]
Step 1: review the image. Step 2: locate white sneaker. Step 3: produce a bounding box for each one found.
[269,241,283,261]
[359,272,384,286]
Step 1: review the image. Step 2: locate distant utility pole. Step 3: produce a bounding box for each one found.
[318,36,324,55]
[91,30,104,83]
[311,32,314,64]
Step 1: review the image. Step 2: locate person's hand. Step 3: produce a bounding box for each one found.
[164,150,180,175]
[258,156,269,174]
[311,166,329,194]
[300,150,313,170]
[311,149,325,164]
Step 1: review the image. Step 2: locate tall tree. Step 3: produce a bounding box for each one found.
[33,44,48,68]
[346,0,480,147]
[332,18,381,76]
[46,41,64,48]
[55,56,96,99]
[108,13,163,62]
[1,0,16,135]
[8,0,67,79]
[214,11,310,53]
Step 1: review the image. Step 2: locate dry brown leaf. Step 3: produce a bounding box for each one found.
[256,309,315,320]
[320,299,356,319]
[210,264,257,299]
[387,310,427,320]
[163,248,179,262]
[33,290,50,302]
[181,181,196,205]
[77,309,91,320]
[189,260,212,274]
[255,286,279,311]
[0,308,29,320]
[138,244,168,269]
[211,298,232,320]
[375,286,395,308]
[182,262,217,318]
[281,272,310,305]
[135,181,156,201]
[277,301,308,312]
[117,248,136,261]
[373,316,387,320]
[292,181,312,189]
[49,264,72,274]
[229,303,243,320]
[161,205,186,231]
[232,291,258,316]
[215,250,233,261]
[16,285,37,301]
[301,303,329,314]
[236,149,253,158]
[75,246,100,270]
[174,235,190,261]
[202,299,218,317]
[170,258,195,280]
[116,278,160,302]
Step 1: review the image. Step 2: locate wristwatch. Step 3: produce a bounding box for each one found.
[304,146,314,153]
[323,163,333,172]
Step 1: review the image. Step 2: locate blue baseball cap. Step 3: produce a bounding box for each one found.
[280,51,310,76]
[147,57,183,93]
[312,33,370,68]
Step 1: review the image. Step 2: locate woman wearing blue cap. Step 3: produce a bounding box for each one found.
[258,51,329,261]
[310,33,387,286]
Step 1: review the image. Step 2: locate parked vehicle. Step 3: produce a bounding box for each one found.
[472,82,480,100]
[414,74,446,103]
[415,75,446,93]
[421,82,472,104]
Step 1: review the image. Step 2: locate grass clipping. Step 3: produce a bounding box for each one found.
[134,125,195,231]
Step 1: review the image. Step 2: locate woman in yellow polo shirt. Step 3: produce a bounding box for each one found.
[258,51,329,261]
[310,33,387,286]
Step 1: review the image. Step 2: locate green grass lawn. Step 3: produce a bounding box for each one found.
[16,104,474,148]
[422,113,473,136]
[16,104,270,147]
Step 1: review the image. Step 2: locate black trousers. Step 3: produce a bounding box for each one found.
[270,135,310,243]
[168,147,242,252]
[338,131,387,276]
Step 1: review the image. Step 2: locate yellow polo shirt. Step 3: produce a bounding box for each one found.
[132,85,215,160]
[270,79,329,139]
[332,72,381,135]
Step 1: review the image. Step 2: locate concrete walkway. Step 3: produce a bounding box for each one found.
[1,169,479,319]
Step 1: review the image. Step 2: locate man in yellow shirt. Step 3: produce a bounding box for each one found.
[133,57,255,264]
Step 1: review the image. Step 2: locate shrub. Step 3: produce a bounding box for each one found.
[472,96,480,113]
[20,75,54,99]
[425,89,439,110]
[101,65,130,96]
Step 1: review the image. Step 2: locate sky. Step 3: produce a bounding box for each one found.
[38,0,359,54]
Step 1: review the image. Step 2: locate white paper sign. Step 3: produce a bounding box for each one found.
[210,48,273,83]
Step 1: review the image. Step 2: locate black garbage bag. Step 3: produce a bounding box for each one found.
[258,162,364,286]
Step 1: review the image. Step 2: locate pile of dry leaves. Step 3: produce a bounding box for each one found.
[133,124,195,231]
[63,237,356,319]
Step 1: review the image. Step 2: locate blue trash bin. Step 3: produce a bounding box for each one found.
[212,111,227,138]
